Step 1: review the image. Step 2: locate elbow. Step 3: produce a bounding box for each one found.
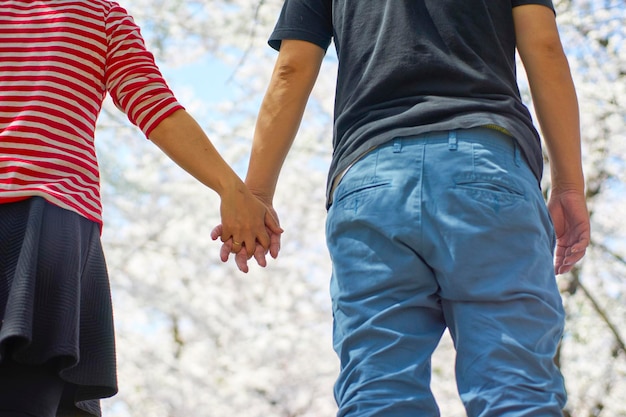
[269,60,314,95]
[274,61,302,83]
[520,31,567,61]
[270,39,324,89]
[536,37,566,59]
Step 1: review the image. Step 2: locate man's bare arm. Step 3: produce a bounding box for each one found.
[212,39,326,271]
[245,39,326,202]
[514,5,590,274]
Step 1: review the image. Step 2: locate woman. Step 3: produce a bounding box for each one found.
[0,1,280,415]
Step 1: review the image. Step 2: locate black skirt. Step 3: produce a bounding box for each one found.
[0,197,117,416]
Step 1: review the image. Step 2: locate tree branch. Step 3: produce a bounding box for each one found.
[570,268,626,357]
[228,0,267,82]
[591,239,626,267]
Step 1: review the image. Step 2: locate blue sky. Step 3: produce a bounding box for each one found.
[160,57,237,106]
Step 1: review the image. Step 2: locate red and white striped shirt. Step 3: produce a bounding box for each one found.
[0,0,183,226]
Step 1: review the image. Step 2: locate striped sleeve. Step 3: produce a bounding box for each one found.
[104,3,183,137]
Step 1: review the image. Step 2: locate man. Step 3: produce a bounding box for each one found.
[216,1,590,415]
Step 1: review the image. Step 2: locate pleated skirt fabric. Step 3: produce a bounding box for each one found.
[0,197,117,416]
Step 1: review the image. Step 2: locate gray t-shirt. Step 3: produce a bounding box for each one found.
[269,0,555,206]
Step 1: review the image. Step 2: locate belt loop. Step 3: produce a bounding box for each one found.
[448,131,458,151]
[393,138,402,153]
[514,143,522,167]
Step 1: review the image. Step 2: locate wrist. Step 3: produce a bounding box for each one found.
[244,182,274,206]
[550,175,584,194]
[549,180,585,198]
[550,164,584,193]
[215,174,247,198]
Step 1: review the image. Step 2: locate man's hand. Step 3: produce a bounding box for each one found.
[211,204,282,273]
[211,40,323,272]
[212,231,282,273]
[548,188,590,275]
[217,190,281,259]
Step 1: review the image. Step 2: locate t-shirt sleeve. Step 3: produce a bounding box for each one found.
[268,0,333,52]
[512,0,555,13]
[104,3,184,137]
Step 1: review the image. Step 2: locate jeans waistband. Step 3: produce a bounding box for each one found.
[327,127,521,206]
[389,127,516,151]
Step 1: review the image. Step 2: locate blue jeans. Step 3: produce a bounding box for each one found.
[326,128,566,417]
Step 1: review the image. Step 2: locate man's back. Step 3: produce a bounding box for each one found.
[270,0,554,200]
